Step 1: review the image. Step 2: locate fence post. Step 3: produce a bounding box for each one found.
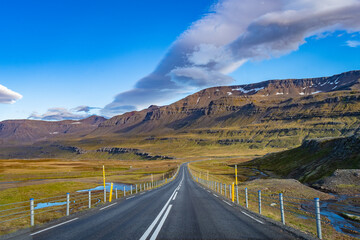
[115,188,118,199]
[315,198,322,239]
[66,193,70,216]
[258,190,261,214]
[279,193,285,224]
[236,186,239,204]
[245,188,248,208]
[123,186,126,197]
[131,185,133,195]
[140,183,142,192]
[30,198,34,226]
[88,191,91,208]
[136,184,138,193]
[225,184,227,197]
[221,183,222,195]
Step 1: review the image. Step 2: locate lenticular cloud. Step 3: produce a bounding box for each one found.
[103,0,360,117]
[0,84,22,104]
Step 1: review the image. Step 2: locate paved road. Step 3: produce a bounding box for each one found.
[9,165,302,240]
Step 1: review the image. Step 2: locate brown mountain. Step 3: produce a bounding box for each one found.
[92,70,360,135]
[1,70,360,150]
[0,115,106,145]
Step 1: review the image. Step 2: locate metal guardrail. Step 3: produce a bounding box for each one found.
[0,166,181,235]
[188,167,360,239]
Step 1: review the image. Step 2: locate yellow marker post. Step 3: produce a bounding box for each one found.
[102,165,106,202]
[235,165,238,185]
[109,183,114,202]
[232,182,235,203]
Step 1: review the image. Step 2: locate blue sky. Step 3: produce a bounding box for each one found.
[1,0,360,121]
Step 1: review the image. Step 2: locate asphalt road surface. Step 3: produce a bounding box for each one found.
[8,164,303,240]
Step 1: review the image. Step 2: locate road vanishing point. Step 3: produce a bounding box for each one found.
[8,164,307,240]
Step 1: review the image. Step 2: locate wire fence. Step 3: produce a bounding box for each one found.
[188,166,360,240]
[0,165,180,236]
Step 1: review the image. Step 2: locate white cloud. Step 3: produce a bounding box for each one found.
[103,0,360,116]
[346,40,360,47]
[29,107,89,121]
[0,84,22,104]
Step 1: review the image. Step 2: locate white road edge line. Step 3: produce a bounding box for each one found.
[222,200,232,206]
[30,218,79,236]
[149,205,172,240]
[241,211,264,224]
[140,192,145,195]
[100,203,117,210]
[173,192,178,200]
[139,181,180,240]
[126,196,135,200]
[213,194,218,197]
[207,190,211,193]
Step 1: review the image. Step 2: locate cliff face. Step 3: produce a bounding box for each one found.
[92,70,360,135]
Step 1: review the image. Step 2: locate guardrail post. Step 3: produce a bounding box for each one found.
[315,198,322,239]
[66,193,70,216]
[131,185,133,195]
[258,190,261,214]
[236,186,239,204]
[140,183,142,192]
[30,198,34,226]
[221,183,222,195]
[279,193,285,224]
[123,186,126,197]
[88,191,91,208]
[225,184,227,197]
[115,188,118,199]
[136,184,138,193]
[245,188,248,208]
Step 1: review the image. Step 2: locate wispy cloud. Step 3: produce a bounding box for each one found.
[103,0,360,117]
[346,40,360,47]
[0,84,22,104]
[72,105,101,113]
[28,105,99,121]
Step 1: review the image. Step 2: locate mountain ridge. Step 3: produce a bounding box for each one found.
[1,70,360,147]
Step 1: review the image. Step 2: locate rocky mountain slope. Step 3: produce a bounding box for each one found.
[1,70,360,154]
[241,135,360,194]
[92,70,360,135]
[0,115,106,145]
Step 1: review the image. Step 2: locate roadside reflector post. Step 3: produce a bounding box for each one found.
[30,198,34,226]
[258,190,261,214]
[236,185,239,204]
[66,193,70,216]
[232,183,235,202]
[123,186,126,197]
[88,190,91,208]
[115,188,118,199]
[221,183,222,195]
[235,165,238,185]
[225,184,227,197]
[103,165,106,203]
[140,183,142,192]
[109,183,114,202]
[131,185,133,195]
[245,188,248,208]
[315,198,322,239]
[279,193,285,224]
